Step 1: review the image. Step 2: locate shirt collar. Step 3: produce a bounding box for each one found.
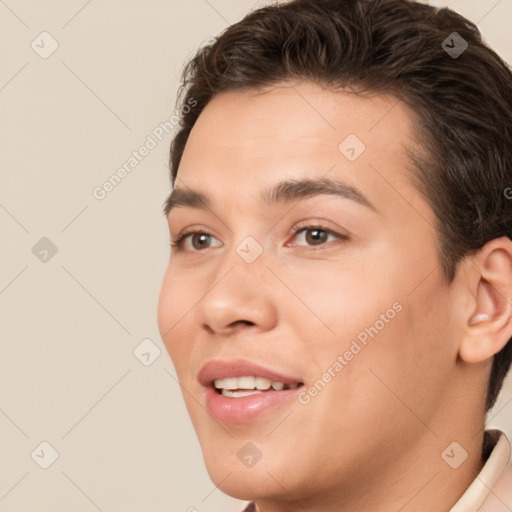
[450,429,512,511]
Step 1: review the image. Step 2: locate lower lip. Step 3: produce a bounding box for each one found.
[204,385,301,423]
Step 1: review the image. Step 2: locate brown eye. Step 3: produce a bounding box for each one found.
[292,226,345,247]
[171,230,222,251]
[304,229,330,245]
[191,233,213,250]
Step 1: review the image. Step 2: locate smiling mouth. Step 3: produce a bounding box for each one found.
[213,376,304,397]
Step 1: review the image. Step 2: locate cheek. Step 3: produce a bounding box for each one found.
[157,269,173,342]
[157,267,191,366]
[272,260,406,410]
[280,257,402,346]
[295,297,446,456]
[343,279,456,424]
[287,255,453,407]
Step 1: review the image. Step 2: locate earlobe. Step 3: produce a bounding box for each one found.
[459,238,512,364]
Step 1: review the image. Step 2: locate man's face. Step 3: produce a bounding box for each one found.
[158,82,461,500]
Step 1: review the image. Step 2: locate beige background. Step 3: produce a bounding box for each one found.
[1,1,511,511]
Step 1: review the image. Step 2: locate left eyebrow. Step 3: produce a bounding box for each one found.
[163,177,376,217]
[261,177,376,211]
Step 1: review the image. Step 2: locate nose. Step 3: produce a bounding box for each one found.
[194,255,278,336]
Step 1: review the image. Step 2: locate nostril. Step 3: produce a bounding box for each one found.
[231,320,255,327]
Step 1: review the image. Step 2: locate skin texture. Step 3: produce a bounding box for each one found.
[158,81,512,511]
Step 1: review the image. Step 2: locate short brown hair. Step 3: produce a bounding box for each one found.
[165,0,512,411]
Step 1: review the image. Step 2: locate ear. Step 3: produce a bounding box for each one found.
[459,237,512,364]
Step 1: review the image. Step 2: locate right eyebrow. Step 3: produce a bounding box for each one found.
[163,188,209,217]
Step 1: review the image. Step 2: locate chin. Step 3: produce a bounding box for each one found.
[200,444,300,501]
[204,465,283,501]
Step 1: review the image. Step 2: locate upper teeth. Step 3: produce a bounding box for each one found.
[214,376,290,391]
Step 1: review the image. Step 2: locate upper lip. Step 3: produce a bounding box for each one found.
[198,359,304,386]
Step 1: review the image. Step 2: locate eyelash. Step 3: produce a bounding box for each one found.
[170,230,206,249]
[170,222,348,251]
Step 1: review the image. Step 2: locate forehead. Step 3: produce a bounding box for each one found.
[174,81,429,219]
